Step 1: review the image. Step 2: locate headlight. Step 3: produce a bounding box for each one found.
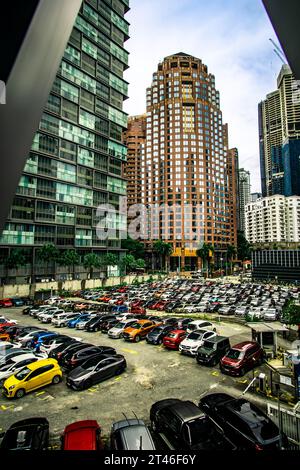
[9,385,15,390]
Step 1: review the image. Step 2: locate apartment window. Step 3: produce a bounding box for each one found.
[38,155,57,178]
[59,139,77,162]
[36,178,56,199]
[56,205,75,224]
[61,99,78,123]
[78,147,94,168]
[64,44,81,66]
[36,201,56,222]
[57,226,74,246]
[94,171,108,190]
[76,207,92,226]
[94,153,108,172]
[82,52,96,76]
[45,94,61,114]
[79,109,96,129]
[69,28,81,49]
[11,197,35,221]
[32,133,59,155]
[80,89,95,112]
[77,166,93,187]
[35,225,56,244]
[57,161,76,183]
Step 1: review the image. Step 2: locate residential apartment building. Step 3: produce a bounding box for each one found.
[245,195,300,244]
[140,53,237,270]
[238,168,251,233]
[259,64,300,197]
[0,0,130,282]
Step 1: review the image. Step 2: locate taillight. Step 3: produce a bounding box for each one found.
[255,444,263,451]
[57,352,62,359]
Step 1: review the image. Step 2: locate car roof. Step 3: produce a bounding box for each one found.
[202,335,228,344]
[231,341,258,351]
[26,358,58,370]
[113,420,155,450]
[63,420,100,450]
[168,329,186,335]
[169,400,204,422]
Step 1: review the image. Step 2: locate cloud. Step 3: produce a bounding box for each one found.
[123,0,283,192]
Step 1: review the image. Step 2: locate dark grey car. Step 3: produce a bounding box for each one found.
[110,419,156,450]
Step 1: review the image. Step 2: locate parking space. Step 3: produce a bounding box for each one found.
[0,306,253,443]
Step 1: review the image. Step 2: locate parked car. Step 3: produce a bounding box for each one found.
[62,345,116,370]
[0,298,13,308]
[66,354,126,390]
[10,298,25,307]
[123,320,158,343]
[0,349,35,366]
[39,335,80,355]
[2,358,62,398]
[263,309,279,322]
[176,318,194,330]
[51,312,79,328]
[48,339,82,361]
[196,336,231,366]
[130,306,146,315]
[39,310,65,324]
[163,329,187,350]
[0,353,39,386]
[146,325,174,345]
[198,393,288,450]
[0,418,49,450]
[220,341,264,376]
[55,342,93,365]
[179,329,217,356]
[110,419,156,450]
[85,315,115,332]
[61,420,104,450]
[67,314,90,329]
[150,398,235,450]
[108,319,138,339]
[186,320,216,334]
[101,318,120,334]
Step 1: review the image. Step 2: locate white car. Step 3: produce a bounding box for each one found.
[39,336,81,354]
[186,320,216,334]
[0,316,17,325]
[179,329,217,356]
[52,313,79,327]
[15,330,47,348]
[263,309,278,321]
[108,318,138,339]
[39,309,65,323]
[30,305,56,317]
[0,353,39,386]
[0,342,22,354]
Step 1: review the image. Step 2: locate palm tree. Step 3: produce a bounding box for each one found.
[226,245,236,275]
[58,250,80,279]
[36,243,59,278]
[4,249,27,283]
[196,243,214,277]
[83,253,101,280]
[153,241,173,272]
[153,240,165,270]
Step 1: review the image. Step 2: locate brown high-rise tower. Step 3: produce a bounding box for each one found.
[139,53,237,271]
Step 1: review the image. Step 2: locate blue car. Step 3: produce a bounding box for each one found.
[112,305,128,314]
[67,314,90,328]
[11,298,25,307]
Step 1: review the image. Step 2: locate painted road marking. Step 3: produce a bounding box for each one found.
[121,348,138,355]
[1,405,14,410]
[42,395,54,401]
[210,383,218,389]
[211,371,219,377]
[237,379,248,384]
[114,377,121,381]
[35,391,45,396]
[88,387,98,392]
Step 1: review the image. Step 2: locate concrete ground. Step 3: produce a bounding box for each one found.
[0,307,289,447]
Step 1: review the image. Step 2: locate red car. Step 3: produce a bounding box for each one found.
[118,287,127,293]
[163,329,187,350]
[130,306,146,315]
[220,341,264,377]
[0,299,13,308]
[155,302,167,312]
[61,420,104,450]
[115,299,124,305]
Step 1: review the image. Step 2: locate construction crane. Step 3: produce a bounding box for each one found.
[269,38,286,64]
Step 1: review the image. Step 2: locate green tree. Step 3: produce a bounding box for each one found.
[196,243,214,277]
[237,231,251,261]
[121,237,145,259]
[58,250,80,279]
[153,241,173,271]
[282,300,300,326]
[120,254,137,274]
[226,244,237,274]
[5,249,27,269]
[83,253,101,280]
[36,243,59,276]
[135,258,146,269]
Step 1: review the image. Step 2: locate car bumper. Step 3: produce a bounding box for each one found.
[66,379,83,391]
[2,387,15,398]
[163,342,178,349]
[108,333,121,339]
[179,348,197,356]
[220,365,241,376]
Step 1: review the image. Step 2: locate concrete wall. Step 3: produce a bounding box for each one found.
[0,273,166,298]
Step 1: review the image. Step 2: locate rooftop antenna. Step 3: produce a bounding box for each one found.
[122,412,131,426]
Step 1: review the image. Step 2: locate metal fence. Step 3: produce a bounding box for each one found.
[267,403,300,449]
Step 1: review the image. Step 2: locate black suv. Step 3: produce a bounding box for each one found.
[196,336,230,366]
[0,418,49,450]
[150,399,235,450]
[198,393,288,450]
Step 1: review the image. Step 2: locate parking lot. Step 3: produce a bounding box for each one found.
[0,305,254,446]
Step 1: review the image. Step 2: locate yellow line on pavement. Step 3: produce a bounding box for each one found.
[121,348,138,355]
[35,391,45,396]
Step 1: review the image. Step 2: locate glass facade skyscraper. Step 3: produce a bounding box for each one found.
[0,0,130,282]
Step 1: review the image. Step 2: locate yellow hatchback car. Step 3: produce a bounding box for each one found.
[2,358,62,399]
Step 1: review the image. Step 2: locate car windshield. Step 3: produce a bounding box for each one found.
[127,322,140,329]
[15,367,31,380]
[187,332,202,340]
[187,419,211,446]
[226,349,244,360]
[202,341,216,350]
[167,332,178,338]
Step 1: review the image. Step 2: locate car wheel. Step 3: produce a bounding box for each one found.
[0,379,4,387]
[213,328,217,332]
[85,379,92,389]
[15,388,25,399]
[157,338,163,345]
[240,368,246,377]
[52,375,61,385]
[134,335,141,343]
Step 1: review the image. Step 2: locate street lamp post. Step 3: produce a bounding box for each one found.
[220,257,223,280]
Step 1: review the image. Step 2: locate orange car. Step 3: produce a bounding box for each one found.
[0,332,10,341]
[122,319,160,343]
[74,303,88,311]
[98,296,111,303]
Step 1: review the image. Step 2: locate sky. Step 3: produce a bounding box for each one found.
[123,0,285,193]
